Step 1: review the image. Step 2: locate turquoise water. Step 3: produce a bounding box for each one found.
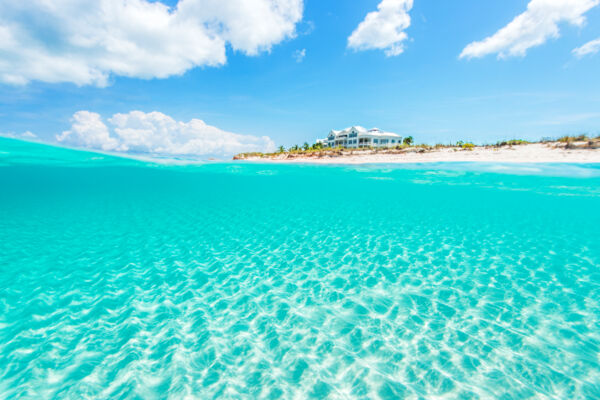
[1,137,600,399]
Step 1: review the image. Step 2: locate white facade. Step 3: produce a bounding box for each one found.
[320,126,402,149]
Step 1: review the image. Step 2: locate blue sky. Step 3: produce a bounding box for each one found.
[1,0,600,156]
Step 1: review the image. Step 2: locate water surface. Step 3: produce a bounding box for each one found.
[1,138,600,399]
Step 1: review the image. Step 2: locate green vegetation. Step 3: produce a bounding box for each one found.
[557,134,589,143]
[235,152,265,158]
[496,139,529,146]
[234,133,599,159]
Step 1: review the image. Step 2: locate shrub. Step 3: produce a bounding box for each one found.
[234,152,265,159]
[558,135,589,143]
[462,142,475,151]
[497,139,529,146]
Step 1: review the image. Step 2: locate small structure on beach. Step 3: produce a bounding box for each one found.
[320,126,402,149]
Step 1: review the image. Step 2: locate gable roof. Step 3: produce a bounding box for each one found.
[328,126,400,138]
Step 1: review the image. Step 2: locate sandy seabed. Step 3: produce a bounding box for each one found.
[241,144,600,164]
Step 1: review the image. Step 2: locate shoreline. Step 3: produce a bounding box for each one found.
[235,143,600,165]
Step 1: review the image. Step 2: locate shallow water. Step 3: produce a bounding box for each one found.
[1,138,600,399]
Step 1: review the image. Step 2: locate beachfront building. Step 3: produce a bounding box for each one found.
[320,126,402,149]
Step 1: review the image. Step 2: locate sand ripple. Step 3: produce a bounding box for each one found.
[1,162,600,399]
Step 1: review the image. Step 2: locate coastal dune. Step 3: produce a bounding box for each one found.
[235,141,600,164]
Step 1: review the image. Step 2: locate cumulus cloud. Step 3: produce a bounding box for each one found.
[348,0,413,57]
[0,0,303,86]
[573,37,600,57]
[460,0,600,59]
[56,111,275,157]
[57,111,120,151]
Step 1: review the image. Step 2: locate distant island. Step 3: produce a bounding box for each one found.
[235,129,600,164]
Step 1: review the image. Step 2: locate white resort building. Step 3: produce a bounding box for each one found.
[320,126,402,149]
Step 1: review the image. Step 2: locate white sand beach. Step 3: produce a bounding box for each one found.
[236,143,600,164]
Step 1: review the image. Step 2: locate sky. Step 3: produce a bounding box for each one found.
[1,0,600,157]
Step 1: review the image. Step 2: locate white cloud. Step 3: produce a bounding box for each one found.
[0,131,38,140]
[573,37,600,57]
[0,0,303,86]
[460,0,600,59]
[348,0,413,57]
[293,48,306,62]
[57,111,120,151]
[56,111,275,157]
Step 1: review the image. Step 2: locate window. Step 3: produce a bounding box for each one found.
[373,139,379,144]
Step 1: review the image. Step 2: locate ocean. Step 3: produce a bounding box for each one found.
[1,137,600,399]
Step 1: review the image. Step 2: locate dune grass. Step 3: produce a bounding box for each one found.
[234,134,599,159]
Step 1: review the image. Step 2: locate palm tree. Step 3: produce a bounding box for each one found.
[303,142,310,151]
[403,136,413,146]
[278,145,286,153]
